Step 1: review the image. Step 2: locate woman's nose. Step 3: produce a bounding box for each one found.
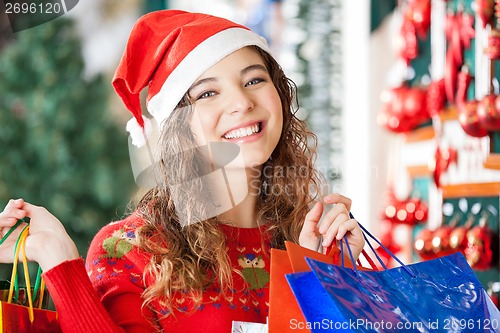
[226,87,254,114]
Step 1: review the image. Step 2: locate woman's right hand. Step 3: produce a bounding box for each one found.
[0,198,79,271]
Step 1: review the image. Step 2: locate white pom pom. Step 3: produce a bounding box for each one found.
[126,116,152,148]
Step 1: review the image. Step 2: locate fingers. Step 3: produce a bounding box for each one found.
[0,198,26,228]
[298,202,324,251]
[301,202,323,236]
[318,203,348,235]
[21,202,43,217]
[323,193,352,211]
[320,208,352,247]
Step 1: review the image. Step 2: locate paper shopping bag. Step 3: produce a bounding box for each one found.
[286,224,500,333]
[268,241,375,333]
[0,226,61,333]
[0,302,60,333]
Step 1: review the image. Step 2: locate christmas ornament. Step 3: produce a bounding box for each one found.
[398,19,419,64]
[431,213,460,256]
[429,146,458,188]
[476,0,495,28]
[444,12,475,103]
[381,188,428,225]
[464,212,494,270]
[426,79,446,116]
[478,92,500,130]
[378,85,430,133]
[456,68,489,137]
[406,0,431,38]
[449,213,475,253]
[485,30,500,59]
[414,227,436,260]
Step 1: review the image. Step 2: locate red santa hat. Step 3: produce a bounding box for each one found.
[112,10,271,147]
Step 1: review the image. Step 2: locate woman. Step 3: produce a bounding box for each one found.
[0,10,364,332]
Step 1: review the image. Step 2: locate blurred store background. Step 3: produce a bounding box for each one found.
[0,0,499,305]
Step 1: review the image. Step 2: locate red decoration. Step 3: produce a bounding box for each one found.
[406,0,431,38]
[396,0,432,64]
[414,228,436,260]
[465,224,494,270]
[449,215,475,253]
[378,85,430,133]
[444,12,475,104]
[398,20,419,64]
[426,79,446,117]
[431,224,455,255]
[430,146,458,188]
[476,93,500,130]
[456,69,489,137]
[430,214,460,256]
[485,30,500,59]
[476,0,495,28]
[381,189,428,225]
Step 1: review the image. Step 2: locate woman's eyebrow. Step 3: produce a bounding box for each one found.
[241,64,268,75]
[188,77,217,95]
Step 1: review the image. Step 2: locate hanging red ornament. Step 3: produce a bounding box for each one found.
[478,93,500,130]
[444,12,475,104]
[426,79,446,117]
[464,213,494,270]
[414,228,436,260]
[456,69,489,137]
[413,198,429,223]
[459,12,476,50]
[444,50,458,104]
[431,213,460,256]
[476,0,495,28]
[381,188,428,225]
[404,86,428,119]
[406,0,431,38]
[429,146,458,188]
[398,19,419,64]
[449,214,475,253]
[485,30,500,59]
[378,85,430,133]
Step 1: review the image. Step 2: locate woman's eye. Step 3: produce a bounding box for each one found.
[245,78,265,87]
[197,91,216,100]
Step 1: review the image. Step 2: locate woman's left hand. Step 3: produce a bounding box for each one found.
[299,193,365,260]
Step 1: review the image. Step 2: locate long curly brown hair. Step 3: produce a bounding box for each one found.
[135,46,324,315]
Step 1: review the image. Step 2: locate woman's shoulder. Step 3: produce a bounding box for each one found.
[86,212,147,263]
[93,212,144,241]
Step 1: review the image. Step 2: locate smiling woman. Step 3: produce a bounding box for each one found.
[0,9,365,333]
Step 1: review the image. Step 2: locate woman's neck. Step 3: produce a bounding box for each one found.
[217,166,263,228]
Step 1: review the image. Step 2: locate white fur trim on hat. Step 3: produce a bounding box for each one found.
[126,115,153,148]
[147,27,270,129]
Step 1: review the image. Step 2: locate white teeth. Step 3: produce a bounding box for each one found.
[224,123,260,139]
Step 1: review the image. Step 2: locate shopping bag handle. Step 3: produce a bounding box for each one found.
[340,213,416,278]
[0,219,44,307]
[0,219,24,246]
[8,225,45,323]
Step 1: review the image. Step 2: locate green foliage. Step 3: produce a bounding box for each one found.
[0,18,136,265]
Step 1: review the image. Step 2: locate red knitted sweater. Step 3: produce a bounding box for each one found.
[42,213,272,332]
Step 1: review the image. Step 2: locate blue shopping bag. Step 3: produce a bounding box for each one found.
[286,220,500,333]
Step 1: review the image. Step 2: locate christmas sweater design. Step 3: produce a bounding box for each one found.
[86,215,271,327]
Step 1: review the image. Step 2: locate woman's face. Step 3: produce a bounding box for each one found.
[188,47,283,168]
